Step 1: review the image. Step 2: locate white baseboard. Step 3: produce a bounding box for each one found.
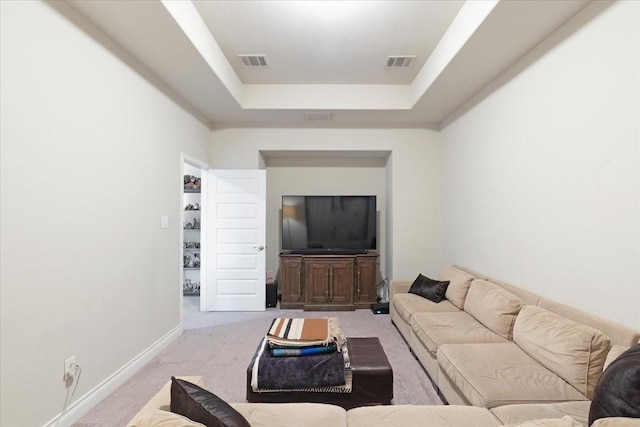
[43,324,183,427]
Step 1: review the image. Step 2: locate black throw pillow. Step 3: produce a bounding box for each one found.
[408,274,450,303]
[588,344,640,425]
[170,377,250,427]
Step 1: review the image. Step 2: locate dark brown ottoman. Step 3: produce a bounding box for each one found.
[246,337,393,410]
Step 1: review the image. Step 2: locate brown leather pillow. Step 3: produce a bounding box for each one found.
[408,274,449,303]
[170,377,250,427]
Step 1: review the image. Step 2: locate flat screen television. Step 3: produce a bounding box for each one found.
[282,195,377,254]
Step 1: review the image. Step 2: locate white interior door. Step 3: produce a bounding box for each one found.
[205,170,266,311]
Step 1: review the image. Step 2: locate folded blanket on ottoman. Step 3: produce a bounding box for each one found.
[251,318,352,393]
[271,342,338,357]
[266,317,346,350]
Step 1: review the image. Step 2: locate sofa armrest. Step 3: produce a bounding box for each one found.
[125,376,204,427]
[390,280,412,299]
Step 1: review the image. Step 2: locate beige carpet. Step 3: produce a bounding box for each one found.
[74,298,442,426]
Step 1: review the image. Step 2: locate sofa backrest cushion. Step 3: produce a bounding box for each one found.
[439,265,475,310]
[513,305,610,399]
[464,279,524,340]
[538,297,640,348]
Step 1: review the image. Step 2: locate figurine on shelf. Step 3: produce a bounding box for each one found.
[184,175,201,190]
[183,218,200,230]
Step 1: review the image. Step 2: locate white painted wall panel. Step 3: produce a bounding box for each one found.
[441,1,640,330]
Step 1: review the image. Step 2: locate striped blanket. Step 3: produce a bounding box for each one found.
[266,317,346,351]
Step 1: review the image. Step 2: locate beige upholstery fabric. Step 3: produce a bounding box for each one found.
[604,345,630,371]
[437,343,587,408]
[232,403,347,427]
[513,305,610,399]
[389,280,412,299]
[346,405,501,427]
[129,409,205,427]
[411,311,507,355]
[503,416,583,427]
[491,401,591,426]
[126,376,204,427]
[439,265,475,309]
[538,298,640,347]
[391,293,459,325]
[463,279,524,340]
[487,278,541,306]
[591,418,640,427]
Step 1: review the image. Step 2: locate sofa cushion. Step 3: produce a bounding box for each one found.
[491,401,591,427]
[346,405,501,427]
[503,416,583,427]
[437,343,587,408]
[603,345,630,371]
[412,311,507,356]
[439,266,475,309]
[391,293,459,325]
[170,377,250,427]
[130,409,206,427]
[463,279,524,340]
[513,305,610,399]
[591,419,640,427]
[408,274,449,303]
[231,403,348,427]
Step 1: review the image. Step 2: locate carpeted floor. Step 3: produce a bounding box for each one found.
[74,297,442,426]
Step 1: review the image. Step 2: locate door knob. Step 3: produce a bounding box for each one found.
[254,245,265,251]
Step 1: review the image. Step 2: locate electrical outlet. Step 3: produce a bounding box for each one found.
[64,356,76,382]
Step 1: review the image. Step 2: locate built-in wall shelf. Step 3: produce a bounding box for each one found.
[183,169,202,296]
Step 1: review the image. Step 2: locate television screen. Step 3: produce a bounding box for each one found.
[282,195,376,254]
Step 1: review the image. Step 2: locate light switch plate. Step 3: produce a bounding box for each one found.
[160,216,169,229]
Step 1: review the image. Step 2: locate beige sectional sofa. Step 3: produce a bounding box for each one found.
[390,265,640,425]
[127,377,638,427]
[125,265,639,427]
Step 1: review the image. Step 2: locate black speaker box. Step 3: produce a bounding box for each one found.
[266,283,277,308]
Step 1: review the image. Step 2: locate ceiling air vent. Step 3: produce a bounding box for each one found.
[239,55,268,67]
[303,112,333,123]
[385,56,415,68]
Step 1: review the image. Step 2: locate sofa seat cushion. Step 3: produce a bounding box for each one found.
[491,401,591,426]
[591,418,640,427]
[514,305,610,399]
[412,312,508,356]
[437,343,588,408]
[463,279,524,340]
[231,403,347,427]
[346,404,501,427]
[503,416,583,427]
[391,293,459,325]
[130,409,206,426]
[439,266,476,310]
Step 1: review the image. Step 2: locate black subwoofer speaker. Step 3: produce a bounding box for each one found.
[266,283,277,308]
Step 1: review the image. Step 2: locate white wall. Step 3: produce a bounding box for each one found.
[0,2,211,426]
[210,128,442,282]
[441,1,640,330]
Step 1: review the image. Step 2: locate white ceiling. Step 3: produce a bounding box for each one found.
[66,0,591,128]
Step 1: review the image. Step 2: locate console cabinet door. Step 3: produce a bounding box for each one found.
[303,259,354,307]
[304,260,333,305]
[355,256,377,306]
[329,260,353,305]
[281,256,303,308]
